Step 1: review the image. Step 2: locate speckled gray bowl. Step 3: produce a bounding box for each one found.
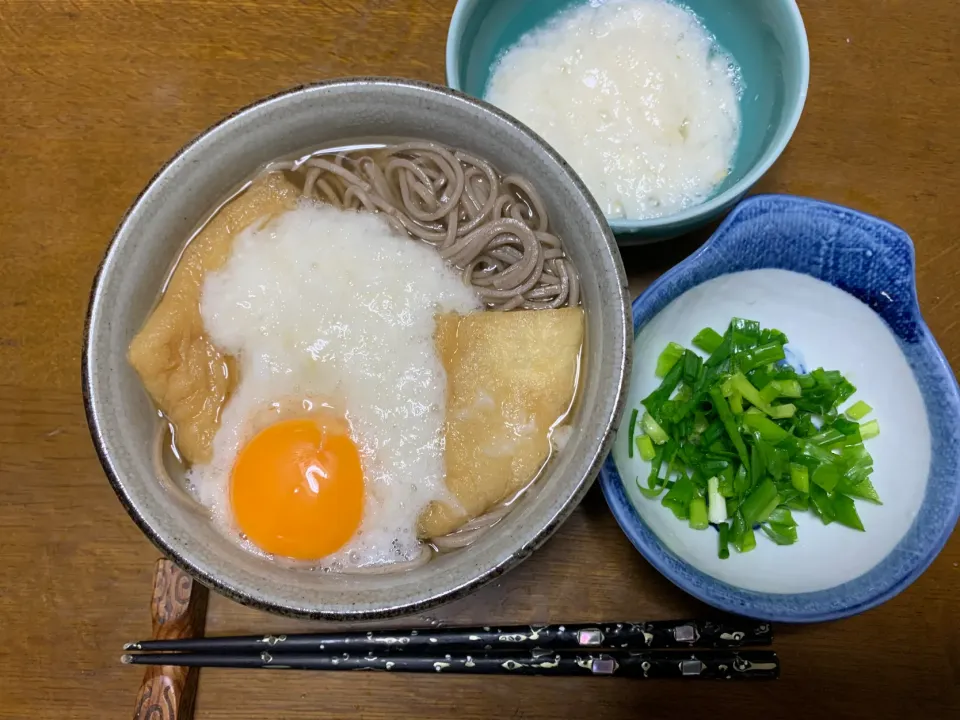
[83,78,631,619]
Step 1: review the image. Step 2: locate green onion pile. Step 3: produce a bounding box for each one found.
[628,318,881,559]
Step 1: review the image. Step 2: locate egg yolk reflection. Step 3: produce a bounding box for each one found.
[230,417,364,560]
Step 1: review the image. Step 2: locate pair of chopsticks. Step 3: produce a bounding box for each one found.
[122,619,778,679]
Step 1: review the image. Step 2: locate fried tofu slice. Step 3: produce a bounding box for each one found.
[418,307,584,538]
[127,173,300,464]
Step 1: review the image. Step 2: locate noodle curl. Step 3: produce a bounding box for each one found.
[264,142,580,310]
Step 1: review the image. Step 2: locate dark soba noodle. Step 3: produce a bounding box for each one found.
[265,141,580,311]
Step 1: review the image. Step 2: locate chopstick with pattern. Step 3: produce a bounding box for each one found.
[124,618,773,654]
[123,619,772,655]
[122,648,779,679]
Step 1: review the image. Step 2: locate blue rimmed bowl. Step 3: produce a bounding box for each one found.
[600,194,960,622]
[446,0,810,242]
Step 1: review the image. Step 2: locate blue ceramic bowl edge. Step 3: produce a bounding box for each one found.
[599,194,960,622]
[444,0,811,237]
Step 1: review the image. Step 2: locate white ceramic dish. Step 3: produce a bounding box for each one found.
[613,269,929,594]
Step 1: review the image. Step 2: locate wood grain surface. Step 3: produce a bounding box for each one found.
[0,1,958,718]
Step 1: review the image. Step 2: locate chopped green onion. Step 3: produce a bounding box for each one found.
[784,493,810,512]
[740,479,780,525]
[709,387,751,471]
[637,476,665,499]
[655,342,686,378]
[689,496,709,530]
[636,434,656,461]
[729,390,744,415]
[642,359,684,419]
[692,327,724,354]
[662,475,695,520]
[812,464,840,493]
[842,477,882,504]
[769,404,797,419]
[776,379,803,398]
[730,318,761,355]
[763,443,790,480]
[717,522,730,559]
[759,382,780,405]
[645,444,666,487]
[749,442,764,490]
[859,419,880,440]
[703,419,725,446]
[832,493,865,531]
[762,522,798,545]
[809,427,845,447]
[795,368,857,415]
[707,476,728,524]
[727,373,767,412]
[641,412,669,445]
[693,411,709,435]
[727,372,796,419]
[730,508,758,554]
[742,412,790,443]
[797,439,841,466]
[761,379,802,403]
[626,408,638,458]
[809,484,835,525]
[845,400,873,420]
[634,318,880,558]
[760,327,789,346]
[638,445,667,498]
[768,506,797,527]
[717,465,735,497]
[733,464,750,496]
[682,350,703,386]
[790,463,810,493]
[738,342,786,373]
[704,329,733,369]
[735,524,757,553]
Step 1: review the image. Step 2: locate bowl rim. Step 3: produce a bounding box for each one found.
[444,0,811,233]
[598,193,960,622]
[82,77,632,619]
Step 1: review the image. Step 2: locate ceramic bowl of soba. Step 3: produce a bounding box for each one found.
[83,78,631,618]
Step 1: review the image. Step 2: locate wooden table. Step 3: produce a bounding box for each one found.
[1,1,958,717]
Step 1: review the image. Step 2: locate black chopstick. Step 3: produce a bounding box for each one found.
[122,648,779,679]
[123,619,771,654]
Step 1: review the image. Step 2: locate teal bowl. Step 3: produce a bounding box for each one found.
[446,0,810,243]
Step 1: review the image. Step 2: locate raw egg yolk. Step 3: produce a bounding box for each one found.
[230,418,364,560]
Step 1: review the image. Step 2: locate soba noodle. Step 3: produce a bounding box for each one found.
[266,142,580,311]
